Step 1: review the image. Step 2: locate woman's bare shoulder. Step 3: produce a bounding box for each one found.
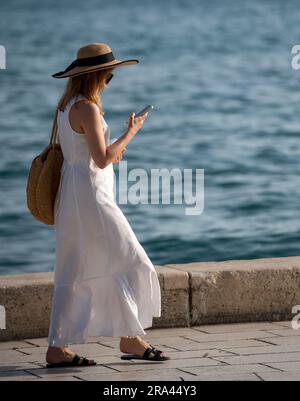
[72,99,100,118]
[73,99,97,109]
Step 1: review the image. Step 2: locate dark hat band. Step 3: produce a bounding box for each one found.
[52,52,115,77]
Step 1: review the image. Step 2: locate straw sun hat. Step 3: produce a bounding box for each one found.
[52,42,139,78]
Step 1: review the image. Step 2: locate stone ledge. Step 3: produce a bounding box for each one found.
[0,256,299,341]
[166,256,300,325]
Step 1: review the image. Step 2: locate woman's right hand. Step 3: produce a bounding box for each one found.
[126,112,148,137]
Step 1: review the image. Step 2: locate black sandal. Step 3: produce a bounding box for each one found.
[46,353,97,368]
[120,344,170,361]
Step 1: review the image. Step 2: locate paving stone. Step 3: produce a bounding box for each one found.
[142,338,270,351]
[87,336,118,344]
[77,368,189,381]
[262,336,300,346]
[13,346,47,355]
[0,349,35,364]
[0,362,42,372]
[35,355,123,369]
[143,327,205,338]
[39,355,128,373]
[3,376,40,381]
[1,322,300,381]
[97,337,268,353]
[17,343,115,357]
[96,349,231,363]
[193,322,288,334]
[92,355,129,365]
[188,339,274,350]
[153,336,271,352]
[212,351,300,365]
[0,341,37,351]
[25,338,49,347]
[26,363,115,378]
[135,337,211,352]
[80,329,195,345]
[69,344,123,357]
[183,330,280,343]
[0,370,37,381]
[96,339,120,348]
[264,329,300,337]
[221,344,300,356]
[0,352,46,364]
[177,363,278,376]
[155,349,233,359]
[263,361,300,372]
[183,372,261,381]
[98,337,174,355]
[100,357,223,373]
[258,371,300,381]
[9,374,81,381]
[25,376,82,381]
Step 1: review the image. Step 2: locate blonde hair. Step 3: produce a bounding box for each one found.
[57,67,114,116]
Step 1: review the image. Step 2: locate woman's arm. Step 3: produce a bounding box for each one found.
[79,101,147,169]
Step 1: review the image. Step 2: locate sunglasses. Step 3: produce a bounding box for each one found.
[105,73,114,84]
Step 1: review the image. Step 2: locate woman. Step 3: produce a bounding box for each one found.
[45,43,170,368]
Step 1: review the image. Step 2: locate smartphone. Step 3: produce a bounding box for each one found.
[125,105,154,125]
[134,104,154,118]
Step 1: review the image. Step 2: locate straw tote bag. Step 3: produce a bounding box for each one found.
[26,108,64,225]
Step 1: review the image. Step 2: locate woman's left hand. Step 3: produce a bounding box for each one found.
[112,147,126,163]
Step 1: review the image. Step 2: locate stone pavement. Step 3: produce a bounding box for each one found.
[0,321,300,381]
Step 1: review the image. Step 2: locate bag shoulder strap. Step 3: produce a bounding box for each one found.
[49,108,59,148]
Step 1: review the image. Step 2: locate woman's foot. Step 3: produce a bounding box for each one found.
[119,336,168,359]
[46,346,95,366]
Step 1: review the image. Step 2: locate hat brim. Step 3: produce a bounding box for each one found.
[52,59,139,79]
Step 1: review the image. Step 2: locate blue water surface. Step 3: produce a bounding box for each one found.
[1,0,300,275]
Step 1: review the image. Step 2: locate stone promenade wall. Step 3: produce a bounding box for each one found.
[0,256,299,341]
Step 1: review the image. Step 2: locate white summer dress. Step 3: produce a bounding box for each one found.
[47,94,161,347]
